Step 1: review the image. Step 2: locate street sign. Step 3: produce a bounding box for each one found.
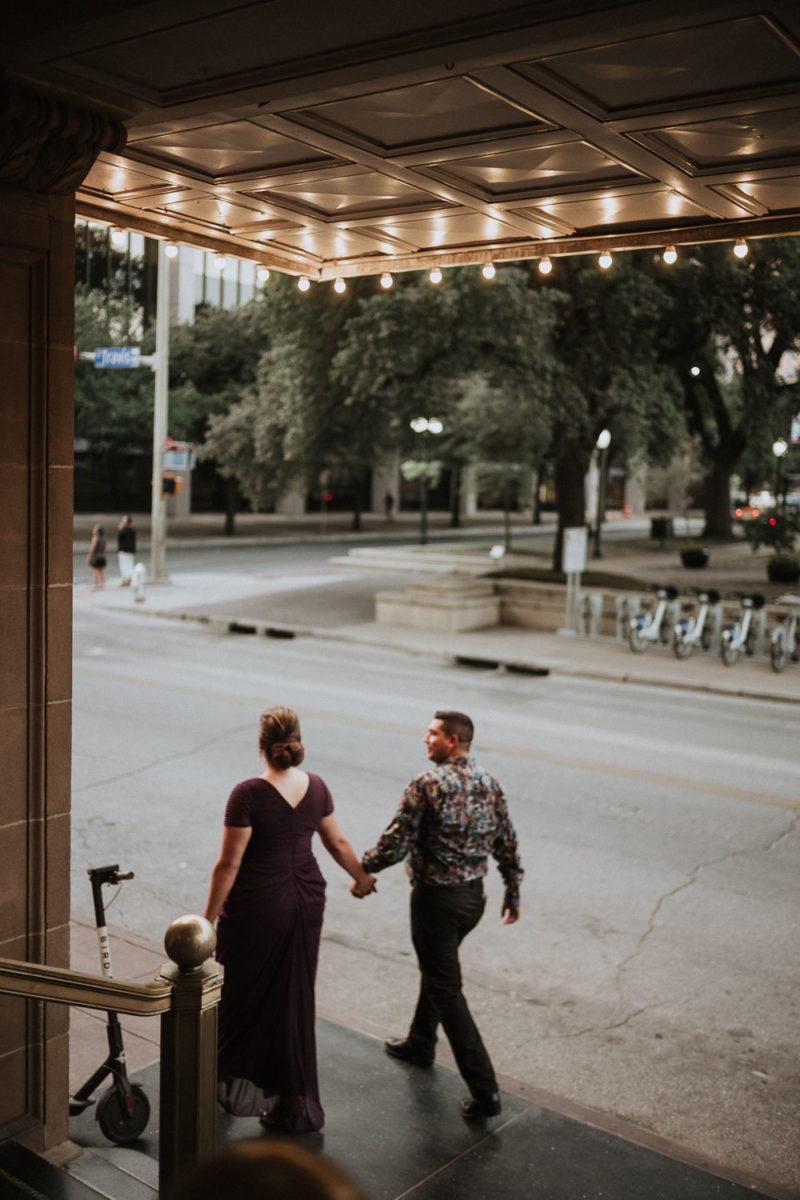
[94,346,141,368]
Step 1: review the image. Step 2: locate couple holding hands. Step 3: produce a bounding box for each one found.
[204,705,523,1135]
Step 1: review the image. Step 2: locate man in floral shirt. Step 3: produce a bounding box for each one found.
[357,710,523,1120]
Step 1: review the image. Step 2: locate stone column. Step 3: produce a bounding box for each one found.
[0,76,124,1151]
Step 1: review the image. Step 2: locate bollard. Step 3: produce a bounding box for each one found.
[753,607,767,658]
[708,600,723,652]
[132,561,147,603]
[158,915,222,1196]
[578,592,603,637]
[615,594,640,641]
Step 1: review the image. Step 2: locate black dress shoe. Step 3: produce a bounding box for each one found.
[384,1037,434,1068]
[459,1093,502,1119]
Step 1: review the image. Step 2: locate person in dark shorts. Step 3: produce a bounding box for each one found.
[87,524,106,590]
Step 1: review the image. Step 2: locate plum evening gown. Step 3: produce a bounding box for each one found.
[214,772,333,1132]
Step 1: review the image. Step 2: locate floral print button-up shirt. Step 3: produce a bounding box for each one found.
[362,756,523,908]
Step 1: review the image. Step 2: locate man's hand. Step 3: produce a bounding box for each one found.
[501,902,520,924]
[350,875,378,899]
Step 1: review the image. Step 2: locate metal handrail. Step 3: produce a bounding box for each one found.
[0,957,173,1014]
[0,915,221,1194]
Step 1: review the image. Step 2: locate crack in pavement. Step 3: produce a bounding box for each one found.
[523,810,800,1042]
[72,721,253,795]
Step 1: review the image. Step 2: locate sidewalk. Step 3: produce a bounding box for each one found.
[65,917,797,1200]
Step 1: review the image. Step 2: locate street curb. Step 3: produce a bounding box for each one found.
[98,603,800,706]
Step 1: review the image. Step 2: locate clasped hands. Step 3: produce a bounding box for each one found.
[350,874,378,899]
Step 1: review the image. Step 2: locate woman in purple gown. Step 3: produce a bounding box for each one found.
[204,706,376,1133]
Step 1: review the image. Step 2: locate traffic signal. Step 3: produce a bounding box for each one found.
[161,473,183,496]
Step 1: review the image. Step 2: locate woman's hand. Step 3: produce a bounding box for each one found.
[349,875,377,899]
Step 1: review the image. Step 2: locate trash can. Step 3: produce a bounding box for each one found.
[650,517,673,541]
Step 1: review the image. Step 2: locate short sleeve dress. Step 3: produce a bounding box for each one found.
[214,772,334,1132]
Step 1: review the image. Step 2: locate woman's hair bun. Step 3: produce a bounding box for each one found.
[259,707,304,768]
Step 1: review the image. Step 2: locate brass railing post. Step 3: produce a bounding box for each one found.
[158,915,222,1196]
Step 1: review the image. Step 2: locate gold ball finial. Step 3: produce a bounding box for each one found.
[164,915,216,974]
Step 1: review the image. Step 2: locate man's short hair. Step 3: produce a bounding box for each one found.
[434,710,473,747]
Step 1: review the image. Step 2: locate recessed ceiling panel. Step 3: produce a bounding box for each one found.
[428,141,640,197]
[293,77,546,152]
[528,188,708,232]
[372,211,531,252]
[645,108,800,169]
[129,121,337,178]
[525,16,800,112]
[271,226,395,260]
[729,174,800,213]
[255,170,447,219]
[159,195,269,231]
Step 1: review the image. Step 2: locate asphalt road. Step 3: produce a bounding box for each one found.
[71,597,799,1190]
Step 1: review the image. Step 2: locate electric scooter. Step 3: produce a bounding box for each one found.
[69,865,151,1144]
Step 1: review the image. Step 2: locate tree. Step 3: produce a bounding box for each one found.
[539,255,685,568]
[332,266,560,529]
[653,238,800,538]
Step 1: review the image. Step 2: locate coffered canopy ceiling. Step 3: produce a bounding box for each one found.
[6,1,800,278]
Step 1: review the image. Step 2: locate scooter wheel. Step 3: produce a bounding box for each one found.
[96,1084,150,1144]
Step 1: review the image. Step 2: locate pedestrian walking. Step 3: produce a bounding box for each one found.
[116,514,136,586]
[354,709,522,1120]
[204,705,376,1133]
[86,524,106,591]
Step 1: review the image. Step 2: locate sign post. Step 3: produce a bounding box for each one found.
[149,239,171,584]
[560,526,588,634]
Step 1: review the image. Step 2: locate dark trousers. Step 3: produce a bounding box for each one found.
[407,880,497,1098]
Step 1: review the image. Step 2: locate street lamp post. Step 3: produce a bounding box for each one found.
[773,437,789,512]
[410,417,444,544]
[592,428,612,559]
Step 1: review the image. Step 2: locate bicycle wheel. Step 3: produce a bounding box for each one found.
[673,631,693,660]
[96,1083,150,1144]
[721,630,739,666]
[770,635,787,674]
[629,624,648,654]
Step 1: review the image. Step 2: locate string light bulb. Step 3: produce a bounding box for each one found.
[733,237,748,259]
[297,276,311,291]
[481,261,496,280]
[164,241,179,259]
[429,267,443,285]
[110,227,127,249]
[257,266,270,283]
[662,245,677,265]
[333,277,346,294]
[380,271,393,289]
[538,256,552,275]
[598,250,613,270]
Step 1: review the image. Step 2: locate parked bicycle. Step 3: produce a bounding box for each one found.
[629,586,678,653]
[769,594,800,673]
[673,588,720,659]
[720,593,765,666]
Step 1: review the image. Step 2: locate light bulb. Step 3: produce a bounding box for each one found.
[598,250,613,269]
[663,245,677,265]
[110,227,127,249]
[538,256,552,275]
[164,242,179,259]
[733,237,748,258]
[429,267,443,285]
[481,262,496,280]
[690,365,701,377]
[380,271,393,289]
[298,276,311,291]
[257,266,270,283]
[334,277,346,293]
[427,418,444,435]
